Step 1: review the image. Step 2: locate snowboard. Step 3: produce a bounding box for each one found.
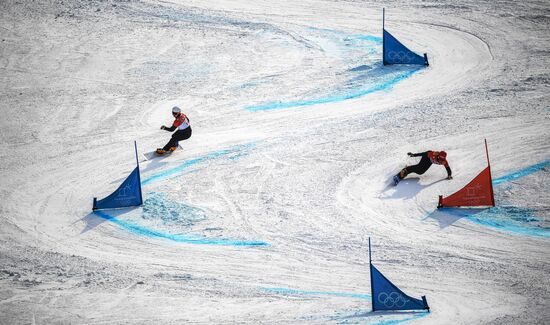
[141,148,179,161]
[141,151,165,161]
[141,144,184,161]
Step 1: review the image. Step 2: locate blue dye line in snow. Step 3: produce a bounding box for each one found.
[492,160,550,185]
[141,143,254,185]
[245,28,419,112]
[96,143,268,247]
[306,27,382,44]
[465,206,549,238]
[245,68,421,112]
[261,287,371,300]
[350,34,382,43]
[142,192,207,227]
[141,157,203,185]
[438,206,550,239]
[94,211,269,247]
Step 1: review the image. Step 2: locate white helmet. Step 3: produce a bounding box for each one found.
[172,106,181,114]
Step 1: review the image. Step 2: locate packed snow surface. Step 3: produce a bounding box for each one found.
[0,0,549,324]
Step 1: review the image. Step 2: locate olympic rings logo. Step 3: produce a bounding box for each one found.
[377,291,410,308]
[387,50,417,63]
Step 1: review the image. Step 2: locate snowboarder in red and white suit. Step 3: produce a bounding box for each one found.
[156,106,192,154]
[395,151,452,182]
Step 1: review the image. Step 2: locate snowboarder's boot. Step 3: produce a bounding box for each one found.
[168,147,177,152]
[156,148,167,155]
[392,175,401,186]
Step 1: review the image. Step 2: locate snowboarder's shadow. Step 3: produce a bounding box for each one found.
[382,177,446,200]
[424,208,488,229]
[108,155,171,185]
[139,155,170,174]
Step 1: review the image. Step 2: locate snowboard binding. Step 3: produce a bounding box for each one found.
[155,147,177,155]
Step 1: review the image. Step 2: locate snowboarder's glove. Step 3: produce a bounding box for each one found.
[160,125,166,130]
[407,152,413,157]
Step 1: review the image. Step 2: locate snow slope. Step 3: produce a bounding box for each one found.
[0,0,549,324]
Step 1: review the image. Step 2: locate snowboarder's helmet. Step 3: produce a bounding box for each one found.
[439,151,447,160]
[172,106,181,114]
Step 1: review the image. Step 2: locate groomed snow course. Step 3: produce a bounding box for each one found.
[0,0,549,324]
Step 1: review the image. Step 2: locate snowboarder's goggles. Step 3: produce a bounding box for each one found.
[172,112,179,116]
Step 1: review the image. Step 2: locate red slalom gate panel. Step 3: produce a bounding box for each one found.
[438,166,495,208]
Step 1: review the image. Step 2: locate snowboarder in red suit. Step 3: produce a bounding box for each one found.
[156,106,192,155]
[393,151,452,185]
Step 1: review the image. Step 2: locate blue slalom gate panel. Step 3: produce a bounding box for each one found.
[370,263,429,311]
[93,166,143,210]
[383,29,429,65]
